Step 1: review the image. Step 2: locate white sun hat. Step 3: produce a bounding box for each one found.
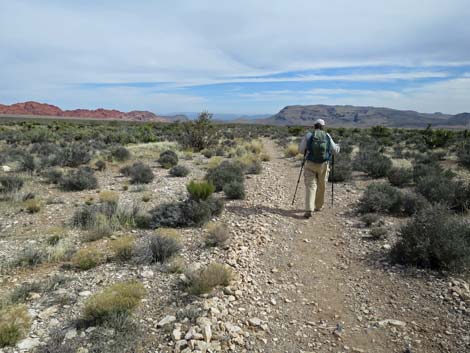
[314,119,326,126]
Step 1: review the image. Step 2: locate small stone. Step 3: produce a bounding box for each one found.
[17,337,41,351]
[249,317,262,327]
[172,328,182,341]
[141,270,154,278]
[65,328,77,340]
[202,324,212,343]
[157,315,176,327]
[79,290,92,297]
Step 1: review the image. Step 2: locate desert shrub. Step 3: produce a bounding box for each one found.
[205,160,244,192]
[223,181,245,200]
[412,162,452,182]
[416,174,470,212]
[82,281,145,325]
[165,256,185,274]
[329,154,352,182]
[148,234,181,263]
[178,111,217,151]
[391,205,470,271]
[148,197,223,229]
[46,238,76,263]
[8,281,42,304]
[370,226,387,240]
[284,143,299,158]
[400,191,429,216]
[128,162,154,184]
[245,159,263,174]
[260,153,271,161]
[187,180,215,201]
[60,167,97,191]
[43,168,63,184]
[111,236,135,261]
[205,222,230,247]
[85,213,113,241]
[72,205,96,229]
[361,213,380,227]
[95,160,107,171]
[56,143,91,167]
[99,190,119,204]
[0,304,31,348]
[19,154,37,173]
[158,150,178,169]
[13,247,46,267]
[169,165,190,177]
[142,193,151,202]
[358,183,402,214]
[119,164,133,176]
[112,146,131,161]
[0,175,24,193]
[387,167,414,187]
[457,142,470,168]
[24,198,41,213]
[72,247,103,270]
[201,149,214,158]
[186,263,232,295]
[354,151,392,178]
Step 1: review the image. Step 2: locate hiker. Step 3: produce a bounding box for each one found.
[298,119,340,219]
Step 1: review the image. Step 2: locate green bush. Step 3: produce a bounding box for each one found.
[370,226,387,240]
[354,151,392,178]
[457,142,470,168]
[329,154,352,182]
[169,165,190,177]
[358,183,402,214]
[0,304,31,348]
[148,234,182,263]
[387,167,413,187]
[42,168,63,184]
[178,111,217,152]
[416,174,470,212]
[245,159,263,175]
[361,213,380,227]
[187,181,215,201]
[95,160,107,171]
[128,162,154,184]
[223,181,245,200]
[82,281,146,325]
[158,150,178,169]
[0,175,24,193]
[111,146,131,161]
[391,205,470,271]
[55,143,91,167]
[206,160,244,192]
[60,167,98,191]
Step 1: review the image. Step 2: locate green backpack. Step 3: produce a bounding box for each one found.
[306,130,329,163]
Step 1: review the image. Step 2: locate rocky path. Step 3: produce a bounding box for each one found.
[225,139,469,353]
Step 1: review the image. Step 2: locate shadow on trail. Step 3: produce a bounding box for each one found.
[226,205,306,220]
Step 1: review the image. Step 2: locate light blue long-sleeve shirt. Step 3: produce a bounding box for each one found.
[298,131,340,158]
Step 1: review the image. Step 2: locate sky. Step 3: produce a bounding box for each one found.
[1,0,470,115]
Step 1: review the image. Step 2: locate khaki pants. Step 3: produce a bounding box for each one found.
[304,161,329,211]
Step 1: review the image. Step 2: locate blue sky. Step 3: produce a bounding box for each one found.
[1,0,470,115]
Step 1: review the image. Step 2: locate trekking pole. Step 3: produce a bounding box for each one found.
[331,154,335,207]
[292,152,307,206]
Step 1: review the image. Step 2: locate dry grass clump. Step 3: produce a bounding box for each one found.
[186,263,232,295]
[165,256,185,273]
[24,198,41,213]
[284,143,299,158]
[99,190,119,204]
[71,246,104,270]
[82,281,146,325]
[111,236,135,261]
[141,193,151,202]
[84,213,113,242]
[204,222,230,247]
[0,304,31,348]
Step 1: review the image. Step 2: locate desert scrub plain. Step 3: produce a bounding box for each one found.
[0,117,469,353]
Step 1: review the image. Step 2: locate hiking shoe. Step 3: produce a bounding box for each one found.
[303,211,312,219]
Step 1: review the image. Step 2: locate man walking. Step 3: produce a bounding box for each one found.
[298,119,340,219]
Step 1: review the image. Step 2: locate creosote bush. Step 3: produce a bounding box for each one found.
[354,150,392,178]
[82,281,146,325]
[169,165,190,177]
[60,167,98,191]
[361,213,380,227]
[370,226,387,240]
[0,304,31,348]
[223,181,245,200]
[391,205,470,271]
[111,146,131,161]
[128,162,154,184]
[158,150,178,169]
[205,222,230,247]
[72,247,104,270]
[205,160,244,192]
[186,263,232,295]
[187,180,215,201]
[0,175,24,193]
[387,167,413,187]
[148,234,182,263]
[358,183,402,214]
[42,168,63,184]
[329,154,352,182]
[95,159,107,171]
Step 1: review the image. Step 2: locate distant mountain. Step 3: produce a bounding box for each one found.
[241,105,469,128]
[0,101,184,123]
[167,112,271,121]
